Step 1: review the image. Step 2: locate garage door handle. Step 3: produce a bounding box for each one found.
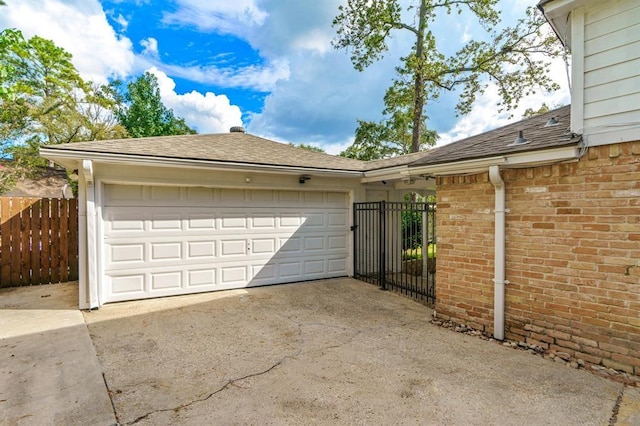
[350,225,358,231]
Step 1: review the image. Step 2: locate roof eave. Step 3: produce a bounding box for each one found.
[408,145,581,177]
[39,148,364,178]
[538,0,591,48]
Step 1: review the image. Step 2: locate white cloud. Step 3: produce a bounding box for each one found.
[148,67,243,134]
[437,55,571,147]
[114,13,129,31]
[0,0,136,83]
[162,0,267,35]
[160,60,290,92]
[140,37,159,59]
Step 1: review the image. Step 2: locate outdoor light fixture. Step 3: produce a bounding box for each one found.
[402,177,416,185]
[245,177,252,183]
[544,117,560,127]
[299,175,311,184]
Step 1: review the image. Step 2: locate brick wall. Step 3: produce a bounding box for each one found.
[435,141,640,375]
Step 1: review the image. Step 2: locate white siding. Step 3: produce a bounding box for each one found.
[581,0,640,137]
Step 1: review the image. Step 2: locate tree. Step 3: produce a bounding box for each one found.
[341,82,438,160]
[333,1,563,154]
[289,142,326,153]
[114,72,196,138]
[1,28,89,170]
[0,29,129,193]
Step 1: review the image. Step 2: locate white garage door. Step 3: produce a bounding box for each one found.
[101,184,350,303]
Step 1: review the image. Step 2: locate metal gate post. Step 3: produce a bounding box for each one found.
[379,200,386,290]
[352,204,358,278]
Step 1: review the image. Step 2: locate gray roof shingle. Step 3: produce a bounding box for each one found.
[44,132,368,171]
[408,105,578,168]
[42,106,577,174]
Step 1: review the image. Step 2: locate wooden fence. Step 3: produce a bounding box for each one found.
[0,197,78,288]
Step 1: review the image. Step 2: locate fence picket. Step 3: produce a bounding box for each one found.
[59,199,69,282]
[31,199,42,284]
[68,199,78,281]
[50,199,60,284]
[10,199,21,284]
[0,198,12,284]
[41,198,51,284]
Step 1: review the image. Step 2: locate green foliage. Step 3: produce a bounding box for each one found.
[114,72,196,138]
[0,28,87,181]
[289,143,326,153]
[522,102,564,118]
[0,29,130,192]
[333,1,564,154]
[402,244,436,261]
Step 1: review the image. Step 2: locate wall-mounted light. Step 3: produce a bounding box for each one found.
[245,177,252,183]
[299,175,311,184]
[402,177,416,185]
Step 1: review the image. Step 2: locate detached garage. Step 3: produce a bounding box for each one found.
[40,130,371,309]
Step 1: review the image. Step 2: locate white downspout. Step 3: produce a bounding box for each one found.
[82,160,99,309]
[489,165,505,341]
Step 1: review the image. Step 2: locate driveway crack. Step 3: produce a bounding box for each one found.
[125,361,283,425]
[608,385,625,426]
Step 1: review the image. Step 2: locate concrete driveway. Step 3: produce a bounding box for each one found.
[2,279,640,425]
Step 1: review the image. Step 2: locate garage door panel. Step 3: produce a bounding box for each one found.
[151,271,182,290]
[328,212,348,227]
[150,185,181,201]
[328,235,347,250]
[187,215,216,230]
[252,238,276,254]
[150,242,182,261]
[328,258,348,273]
[304,260,325,275]
[187,241,216,258]
[278,191,301,203]
[221,266,247,284]
[110,244,145,263]
[221,239,247,256]
[250,190,275,202]
[110,274,145,295]
[102,186,349,303]
[279,262,302,279]
[188,269,216,286]
[304,236,325,251]
[150,215,183,231]
[278,237,301,253]
[252,215,276,228]
[221,215,247,229]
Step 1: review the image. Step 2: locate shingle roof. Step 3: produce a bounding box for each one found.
[408,105,578,168]
[44,132,368,171]
[43,106,578,174]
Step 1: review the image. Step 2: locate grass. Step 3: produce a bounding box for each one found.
[402,244,436,260]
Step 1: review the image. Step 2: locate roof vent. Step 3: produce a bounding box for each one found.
[508,130,529,146]
[230,126,245,133]
[544,117,560,127]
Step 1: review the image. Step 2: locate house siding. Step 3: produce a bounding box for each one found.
[435,140,640,375]
[581,0,640,132]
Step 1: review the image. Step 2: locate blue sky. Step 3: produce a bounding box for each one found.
[0,0,570,154]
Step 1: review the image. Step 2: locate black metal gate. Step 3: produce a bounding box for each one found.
[353,201,436,305]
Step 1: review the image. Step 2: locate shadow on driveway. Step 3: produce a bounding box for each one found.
[83,278,627,425]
